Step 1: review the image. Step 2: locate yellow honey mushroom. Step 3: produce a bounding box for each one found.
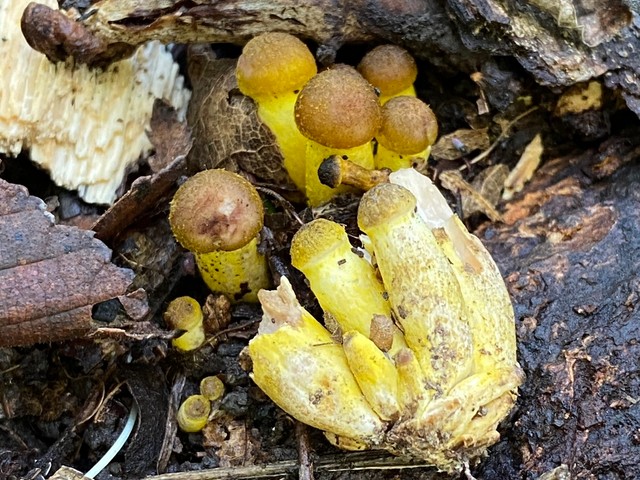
[448,391,515,451]
[318,155,390,191]
[388,168,520,372]
[375,96,438,171]
[439,368,524,444]
[357,183,474,395]
[176,394,211,433]
[248,277,386,444]
[164,296,206,352]
[342,331,401,421]
[169,169,269,302]
[290,218,406,355]
[236,33,317,191]
[199,376,225,402]
[294,66,381,206]
[357,45,418,105]
[394,348,432,413]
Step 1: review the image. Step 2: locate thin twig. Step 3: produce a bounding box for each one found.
[255,186,304,226]
[296,422,314,480]
[458,106,539,172]
[145,451,433,479]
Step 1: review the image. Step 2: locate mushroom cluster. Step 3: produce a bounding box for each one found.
[177,376,226,433]
[235,35,438,206]
[247,169,523,472]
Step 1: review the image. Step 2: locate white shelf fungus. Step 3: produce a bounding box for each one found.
[0,0,190,204]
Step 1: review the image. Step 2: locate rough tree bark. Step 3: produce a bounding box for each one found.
[20,0,640,115]
[477,131,640,478]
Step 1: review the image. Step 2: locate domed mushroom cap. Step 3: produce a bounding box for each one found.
[357,45,418,97]
[377,96,438,154]
[236,32,317,98]
[358,182,416,231]
[169,169,264,253]
[294,66,381,149]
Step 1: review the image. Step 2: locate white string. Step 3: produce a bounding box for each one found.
[85,403,139,479]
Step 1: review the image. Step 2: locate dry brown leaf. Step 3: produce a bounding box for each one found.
[462,164,509,218]
[0,179,146,347]
[431,128,490,161]
[439,170,504,222]
[503,133,544,200]
[187,45,296,189]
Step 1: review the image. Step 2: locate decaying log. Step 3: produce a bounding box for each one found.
[19,0,640,115]
[475,131,640,478]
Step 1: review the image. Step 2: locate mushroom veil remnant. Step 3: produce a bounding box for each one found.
[0,0,190,204]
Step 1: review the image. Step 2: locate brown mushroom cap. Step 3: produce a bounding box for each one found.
[236,33,317,98]
[377,96,438,154]
[169,169,264,253]
[357,45,418,97]
[294,66,381,149]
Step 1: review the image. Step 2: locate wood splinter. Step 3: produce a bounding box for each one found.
[318,155,390,191]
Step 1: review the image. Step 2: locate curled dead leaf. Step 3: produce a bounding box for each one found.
[0,179,147,347]
[439,169,504,222]
[187,45,296,189]
[431,128,490,161]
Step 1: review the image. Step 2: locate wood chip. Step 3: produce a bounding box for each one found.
[439,170,504,222]
[503,133,544,200]
[431,128,490,161]
[462,164,509,218]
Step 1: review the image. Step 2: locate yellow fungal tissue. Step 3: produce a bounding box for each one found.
[248,168,524,473]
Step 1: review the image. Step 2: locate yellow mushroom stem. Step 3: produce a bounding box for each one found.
[164,296,206,352]
[342,331,401,421]
[375,144,431,171]
[194,237,268,303]
[236,33,317,191]
[318,155,390,190]
[169,169,269,302]
[305,143,375,205]
[388,168,518,372]
[295,66,381,206]
[176,394,211,433]
[248,277,386,444]
[357,183,474,395]
[199,376,225,402]
[290,218,405,355]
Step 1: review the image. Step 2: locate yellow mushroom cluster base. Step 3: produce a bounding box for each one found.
[248,169,524,473]
[0,0,190,204]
